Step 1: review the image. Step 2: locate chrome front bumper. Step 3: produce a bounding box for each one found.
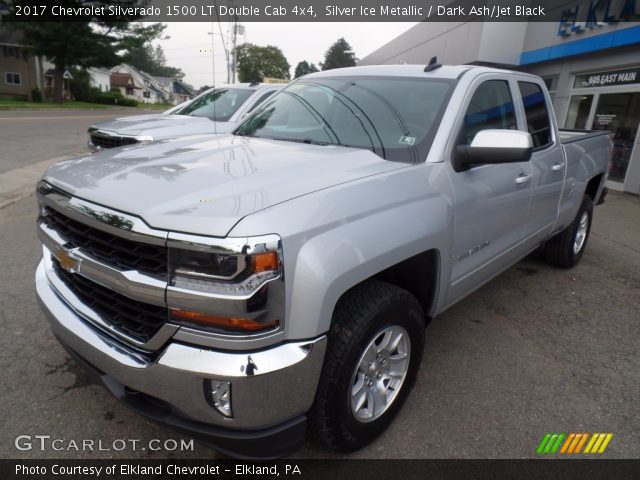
[35,259,327,431]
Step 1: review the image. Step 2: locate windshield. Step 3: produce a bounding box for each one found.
[234,76,455,162]
[176,88,254,121]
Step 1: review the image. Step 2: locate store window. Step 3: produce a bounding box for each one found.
[592,93,640,182]
[542,77,558,103]
[565,95,593,130]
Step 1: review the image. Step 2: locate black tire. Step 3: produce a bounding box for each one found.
[544,195,594,268]
[310,280,425,452]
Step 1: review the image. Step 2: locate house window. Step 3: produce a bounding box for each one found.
[126,87,134,95]
[5,72,22,85]
[3,46,19,58]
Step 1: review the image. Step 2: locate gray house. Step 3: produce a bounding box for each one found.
[0,29,43,100]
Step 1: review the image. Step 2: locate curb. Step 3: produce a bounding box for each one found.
[0,149,86,209]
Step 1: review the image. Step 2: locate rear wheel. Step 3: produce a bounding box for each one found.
[311,280,425,452]
[544,195,594,268]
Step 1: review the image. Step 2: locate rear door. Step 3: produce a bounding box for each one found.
[514,78,566,240]
[445,75,533,306]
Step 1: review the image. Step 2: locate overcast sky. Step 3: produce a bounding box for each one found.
[154,22,417,89]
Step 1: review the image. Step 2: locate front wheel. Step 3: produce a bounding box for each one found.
[544,195,594,268]
[310,280,425,452]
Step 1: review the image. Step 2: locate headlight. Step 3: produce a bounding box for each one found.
[167,234,283,334]
[169,248,280,294]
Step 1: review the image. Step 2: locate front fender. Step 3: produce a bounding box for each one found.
[229,163,454,340]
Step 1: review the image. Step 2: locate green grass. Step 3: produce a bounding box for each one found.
[0,99,173,110]
[0,100,110,110]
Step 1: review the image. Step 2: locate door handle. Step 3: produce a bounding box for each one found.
[516,174,532,184]
[551,163,565,171]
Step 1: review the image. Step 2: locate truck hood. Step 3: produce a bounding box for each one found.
[43,135,407,237]
[91,114,232,138]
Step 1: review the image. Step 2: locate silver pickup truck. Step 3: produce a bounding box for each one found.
[35,64,611,458]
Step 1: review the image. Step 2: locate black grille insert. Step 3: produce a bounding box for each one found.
[90,133,139,149]
[54,260,167,343]
[43,206,167,279]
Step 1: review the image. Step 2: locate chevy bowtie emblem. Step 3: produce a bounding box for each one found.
[53,246,81,273]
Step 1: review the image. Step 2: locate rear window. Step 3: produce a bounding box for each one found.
[518,82,553,148]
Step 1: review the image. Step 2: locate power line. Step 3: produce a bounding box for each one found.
[165,53,227,60]
[162,43,211,51]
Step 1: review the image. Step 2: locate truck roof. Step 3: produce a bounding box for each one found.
[302,64,533,81]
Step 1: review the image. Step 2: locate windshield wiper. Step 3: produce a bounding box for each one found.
[284,138,332,146]
[234,132,261,138]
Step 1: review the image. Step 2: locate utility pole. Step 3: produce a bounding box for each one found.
[232,16,241,83]
[208,22,215,87]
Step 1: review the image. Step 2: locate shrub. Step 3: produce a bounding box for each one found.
[31,88,43,102]
[69,68,91,101]
[118,98,138,107]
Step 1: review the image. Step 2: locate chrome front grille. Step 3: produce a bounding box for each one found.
[43,206,167,280]
[36,184,174,349]
[53,259,167,342]
[37,182,286,352]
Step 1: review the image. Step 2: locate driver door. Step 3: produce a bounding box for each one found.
[445,76,533,307]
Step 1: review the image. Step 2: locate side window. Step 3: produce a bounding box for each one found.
[460,80,516,145]
[518,81,552,148]
[247,90,276,113]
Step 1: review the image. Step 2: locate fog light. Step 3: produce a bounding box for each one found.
[205,380,232,417]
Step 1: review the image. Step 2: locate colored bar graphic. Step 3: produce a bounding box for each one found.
[537,434,552,454]
[560,433,575,453]
[550,434,565,453]
[575,433,589,453]
[537,433,565,454]
[538,433,612,454]
[598,434,613,453]
[567,433,582,453]
[584,433,598,453]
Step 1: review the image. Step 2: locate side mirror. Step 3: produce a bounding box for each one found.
[452,129,533,172]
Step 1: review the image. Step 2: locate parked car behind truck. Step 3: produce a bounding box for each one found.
[87,82,284,151]
[36,65,611,458]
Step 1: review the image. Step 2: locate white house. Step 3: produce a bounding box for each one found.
[110,64,170,104]
[88,68,111,92]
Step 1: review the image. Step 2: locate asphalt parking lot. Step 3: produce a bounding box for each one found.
[0,109,638,460]
[0,108,158,174]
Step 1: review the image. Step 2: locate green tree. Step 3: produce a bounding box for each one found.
[294,60,319,79]
[6,2,165,103]
[125,43,157,73]
[68,67,91,101]
[235,43,290,83]
[154,45,167,67]
[124,43,184,80]
[320,38,357,71]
